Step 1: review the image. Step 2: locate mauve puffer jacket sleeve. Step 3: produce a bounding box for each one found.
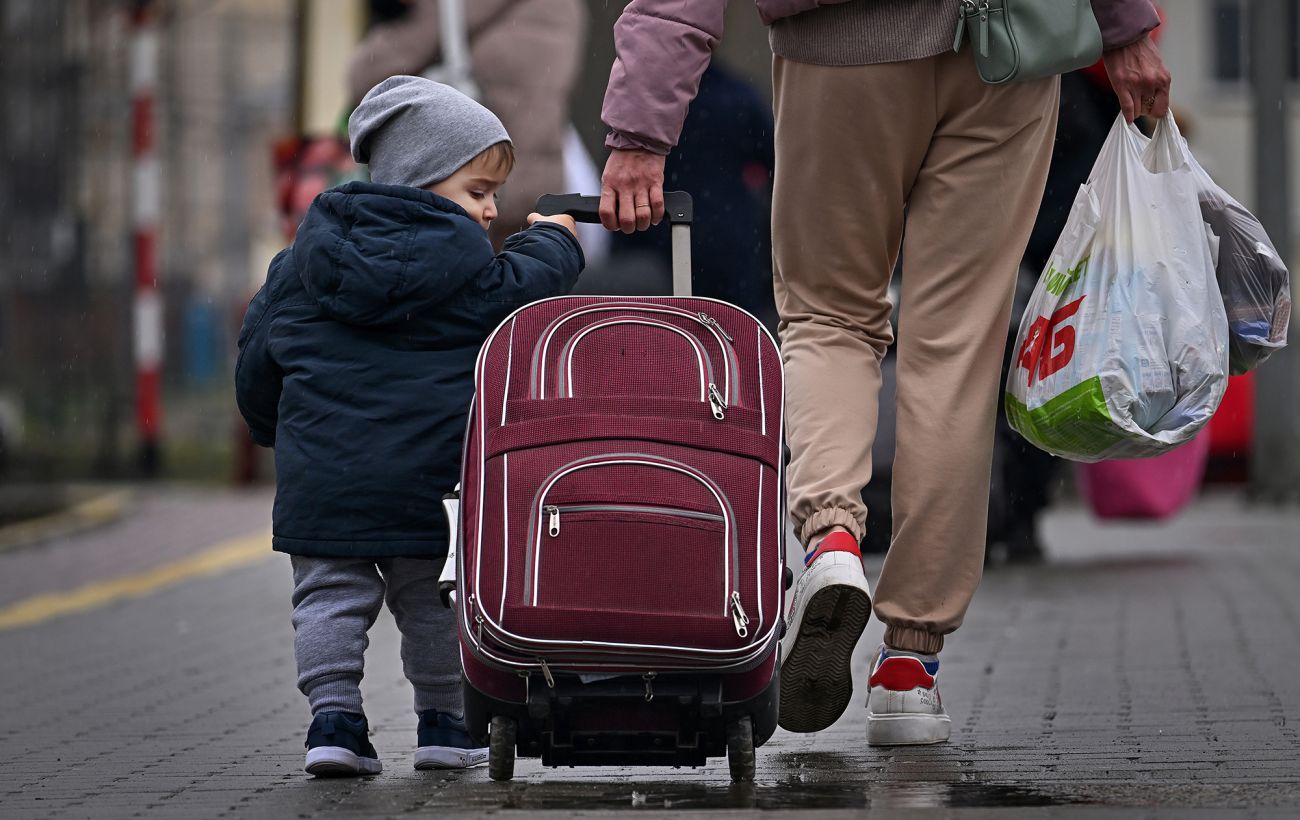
[602,0,1160,153]
[601,0,728,154]
[1091,0,1161,50]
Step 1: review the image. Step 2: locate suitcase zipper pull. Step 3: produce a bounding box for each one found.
[643,672,656,703]
[538,658,555,688]
[730,591,750,638]
[469,593,484,641]
[708,383,728,421]
[545,505,560,537]
[696,312,733,342]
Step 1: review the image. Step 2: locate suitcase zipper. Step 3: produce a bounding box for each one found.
[708,383,728,421]
[544,503,725,537]
[730,591,750,638]
[696,311,733,342]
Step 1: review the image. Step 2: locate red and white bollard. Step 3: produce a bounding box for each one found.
[131,1,162,474]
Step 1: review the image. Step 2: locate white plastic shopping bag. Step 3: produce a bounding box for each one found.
[1005,114,1229,462]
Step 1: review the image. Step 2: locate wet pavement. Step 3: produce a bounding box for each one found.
[1,486,1298,818]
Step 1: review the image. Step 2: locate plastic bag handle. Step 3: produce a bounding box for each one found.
[1139,113,1190,174]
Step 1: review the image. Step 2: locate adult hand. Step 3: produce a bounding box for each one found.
[1102,34,1172,123]
[600,148,666,234]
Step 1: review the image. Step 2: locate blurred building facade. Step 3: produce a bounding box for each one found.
[0,0,295,477]
[0,0,1295,482]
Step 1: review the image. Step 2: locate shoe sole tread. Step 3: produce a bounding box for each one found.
[778,584,871,733]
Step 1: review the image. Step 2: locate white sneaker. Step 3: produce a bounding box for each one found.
[778,531,872,733]
[865,646,951,745]
[413,710,488,770]
[414,745,488,769]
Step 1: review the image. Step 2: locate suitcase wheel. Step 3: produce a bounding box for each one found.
[726,715,756,783]
[488,715,517,782]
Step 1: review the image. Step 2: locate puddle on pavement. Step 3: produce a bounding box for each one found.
[423,779,1083,811]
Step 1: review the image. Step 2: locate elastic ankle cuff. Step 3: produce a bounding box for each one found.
[305,674,364,715]
[799,507,863,547]
[414,682,463,717]
[883,626,945,655]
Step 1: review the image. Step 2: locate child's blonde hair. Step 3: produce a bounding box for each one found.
[474,141,515,176]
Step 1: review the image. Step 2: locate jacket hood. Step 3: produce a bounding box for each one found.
[293,181,494,327]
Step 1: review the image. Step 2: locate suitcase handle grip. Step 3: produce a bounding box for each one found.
[535,191,694,226]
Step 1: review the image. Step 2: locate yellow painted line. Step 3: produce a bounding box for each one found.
[0,489,132,552]
[0,530,273,631]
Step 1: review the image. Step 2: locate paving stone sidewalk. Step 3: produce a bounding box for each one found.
[0,488,1297,818]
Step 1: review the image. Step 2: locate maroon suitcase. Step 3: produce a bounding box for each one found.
[448,193,785,781]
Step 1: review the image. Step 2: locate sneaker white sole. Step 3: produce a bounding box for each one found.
[865,712,952,746]
[779,554,872,733]
[414,745,489,770]
[305,746,383,777]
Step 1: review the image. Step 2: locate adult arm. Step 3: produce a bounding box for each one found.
[599,0,728,233]
[234,273,284,448]
[1092,0,1171,122]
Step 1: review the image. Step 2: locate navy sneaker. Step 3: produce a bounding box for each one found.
[305,711,382,777]
[414,710,488,770]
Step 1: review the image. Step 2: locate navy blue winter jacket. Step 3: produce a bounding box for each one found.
[235,182,583,558]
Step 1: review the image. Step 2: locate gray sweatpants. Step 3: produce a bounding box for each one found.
[290,556,461,717]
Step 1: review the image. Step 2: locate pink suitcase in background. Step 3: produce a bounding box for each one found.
[1078,432,1210,520]
[442,193,786,782]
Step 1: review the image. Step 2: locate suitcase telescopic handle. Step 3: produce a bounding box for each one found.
[535,191,693,225]
[534,191,695,296]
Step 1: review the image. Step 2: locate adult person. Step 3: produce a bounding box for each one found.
[609,61,776,325]
[599,0,1170,744]
[347,0,585,251]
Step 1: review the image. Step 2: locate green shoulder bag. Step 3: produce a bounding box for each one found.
[953,0,1104,85]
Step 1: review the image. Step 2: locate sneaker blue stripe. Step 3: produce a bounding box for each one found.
[880,649,940,676]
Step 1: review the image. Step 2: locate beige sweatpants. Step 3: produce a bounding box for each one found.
[773,50,1060,655]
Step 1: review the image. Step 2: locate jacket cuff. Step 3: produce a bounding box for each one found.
[1095,0,1160,50]
[529,222,587,272]
[605,130,672,156]
[249,428,275,447]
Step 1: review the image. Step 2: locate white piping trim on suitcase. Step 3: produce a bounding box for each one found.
[500,452,509,622]
[756,461,764,635]
[461,598,779,669]
[469,635,778,673]
[768,324,787,620]
[465,628,778,675]
[500,318,516,425]
[757,325,767,435]
[559,319,708,401]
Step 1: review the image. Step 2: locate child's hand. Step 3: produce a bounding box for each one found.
[527,212,578,238]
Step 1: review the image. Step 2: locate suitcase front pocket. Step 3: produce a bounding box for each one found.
[522,455,746,633]
[530,306,740,420]
[532,506,728,619]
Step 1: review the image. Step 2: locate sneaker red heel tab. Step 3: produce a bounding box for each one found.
[805,531,861,566]
[868,656,936,691]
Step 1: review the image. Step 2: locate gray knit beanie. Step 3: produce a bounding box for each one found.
[348,76,510,189]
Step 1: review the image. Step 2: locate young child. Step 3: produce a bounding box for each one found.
[235,76,582,777]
